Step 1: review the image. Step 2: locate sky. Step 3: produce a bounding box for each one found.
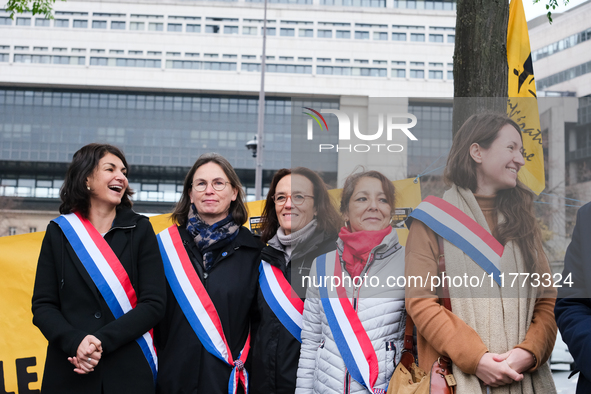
[522,0,590,21]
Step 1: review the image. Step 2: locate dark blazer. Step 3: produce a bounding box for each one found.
[250,230,337,394]
[31,207,166,394]
[555,201,591,394]
[154,225,263,394]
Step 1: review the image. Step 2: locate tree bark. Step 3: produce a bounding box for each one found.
[453,0,510,135]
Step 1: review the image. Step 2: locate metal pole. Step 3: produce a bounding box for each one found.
[255,0,268,201]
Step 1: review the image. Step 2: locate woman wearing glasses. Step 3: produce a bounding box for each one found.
[154,153,263,394]
[250,167,341,394]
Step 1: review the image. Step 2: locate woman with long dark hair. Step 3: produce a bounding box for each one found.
[155,153,263,394]
[405,113,557,392]
[32,143,166,394]
[250,167,341,394]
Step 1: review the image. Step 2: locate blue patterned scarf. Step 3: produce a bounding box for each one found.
[186,204,240,271]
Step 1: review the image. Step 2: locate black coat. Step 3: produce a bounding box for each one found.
[555,202,591,394]
[154,225,264,394]
[31,207,166,394]
[250,230,337,394]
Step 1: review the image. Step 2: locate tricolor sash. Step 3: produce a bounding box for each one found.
[258,261,304,342]
[52,212,158,383]
[157,225,249,394]
[316,251,384,394]
[408,195,504,285]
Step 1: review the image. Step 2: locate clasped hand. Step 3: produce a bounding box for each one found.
[475,348,535,387]
[68,335,103,375]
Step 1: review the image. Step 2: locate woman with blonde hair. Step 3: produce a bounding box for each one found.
[405,113,557,393]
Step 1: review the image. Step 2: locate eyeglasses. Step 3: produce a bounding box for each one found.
[273,193,314,206]
[192,179,230,192]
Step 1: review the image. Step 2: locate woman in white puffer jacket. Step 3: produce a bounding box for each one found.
[295,170,407,394]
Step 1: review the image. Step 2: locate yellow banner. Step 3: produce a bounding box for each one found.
[507,0,545,194]
[0,178,421,392]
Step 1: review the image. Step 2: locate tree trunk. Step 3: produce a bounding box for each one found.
[453,0,510,135]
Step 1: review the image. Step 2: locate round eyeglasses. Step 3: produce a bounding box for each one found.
[273,193,314,206]
[192,179,230,192]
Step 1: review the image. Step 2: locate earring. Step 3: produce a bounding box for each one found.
[87,185,90,191]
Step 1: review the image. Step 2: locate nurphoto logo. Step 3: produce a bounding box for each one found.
[303,107,419,153]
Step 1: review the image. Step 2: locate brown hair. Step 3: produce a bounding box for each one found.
[59,143,133,218]
[340,169,396,216]
[445,112,545,274]
[260,167,341,243]
[171,153,247,227]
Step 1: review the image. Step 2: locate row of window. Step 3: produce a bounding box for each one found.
[5,53,452,79]
[532,28,591,62]
[3,18,455,43]
[537,59,591,90]
[2,47,448,67]
[1,16,452,35]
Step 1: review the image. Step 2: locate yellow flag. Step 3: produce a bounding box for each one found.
[507,0,545,194]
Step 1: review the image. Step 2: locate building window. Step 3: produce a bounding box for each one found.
[336,30,351,39]
[129,50,143,55]
[111,21,126,30]
[429,70,443,79]
[0,17,13,25]
[264,27,276,36]
[392,32,406,41]
[410,33,425,42]
[9,227,16,236]
[35,18,50,27]
[373,32,387,41]
[224,26,239,34]
[447,70,453,80]
[206,25,220,33]
[355,31,369,40]
[73,20,88,28]
[447,34,455,43]
[92,20,107,29]
[148,22,163,31]
[168,23,182,32]
[243,26,256,35]
[130,22,144,30]
[280,28,295,36]
[317,29,332,38]
[299,29,313,37]
[187,24,201,33]
[54,19,69,28]
[410,69,424,78]
[29,227,37,233]
[16,17,31,26]
[392,68,406,78]
[429,34,443,43]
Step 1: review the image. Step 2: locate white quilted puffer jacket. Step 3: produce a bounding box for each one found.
[295,228,407,394]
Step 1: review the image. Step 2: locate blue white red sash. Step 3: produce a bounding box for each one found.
[408,195,504,285]
[157,225,249,394]
[258,261,304,342]
[316,251,384,394]
[52,212,157,383]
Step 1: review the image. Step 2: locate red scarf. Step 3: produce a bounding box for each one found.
[338,226,393,278]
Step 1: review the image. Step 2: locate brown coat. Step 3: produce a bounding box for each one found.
[405,194,557,374]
